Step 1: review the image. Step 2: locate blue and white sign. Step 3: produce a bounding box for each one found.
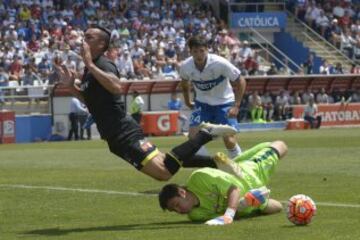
[231,12,287,29]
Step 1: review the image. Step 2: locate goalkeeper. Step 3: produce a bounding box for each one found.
[158,140,287,225]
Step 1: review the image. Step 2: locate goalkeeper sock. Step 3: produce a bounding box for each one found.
[227,144,242,159]
[233,142,272,163]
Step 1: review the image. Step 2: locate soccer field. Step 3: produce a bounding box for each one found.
[1,128,359,240]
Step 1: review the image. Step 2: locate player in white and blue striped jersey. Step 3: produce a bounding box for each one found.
[179,36,247,158]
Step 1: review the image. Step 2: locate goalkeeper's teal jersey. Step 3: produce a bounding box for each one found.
[186,168,266,222]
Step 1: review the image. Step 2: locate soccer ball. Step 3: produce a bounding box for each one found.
[287,194,317,225]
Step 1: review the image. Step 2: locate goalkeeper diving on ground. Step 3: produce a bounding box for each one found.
[158,141,287,225]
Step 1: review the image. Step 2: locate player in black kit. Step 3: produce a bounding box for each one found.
[55,26,237,181]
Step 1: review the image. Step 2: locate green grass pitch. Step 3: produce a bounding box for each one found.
[1,128,359,240]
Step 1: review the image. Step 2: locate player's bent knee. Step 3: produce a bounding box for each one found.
[271,141,288,159]
[140,155,175,181]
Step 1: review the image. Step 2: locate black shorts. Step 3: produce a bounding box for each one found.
[106,117,158,170]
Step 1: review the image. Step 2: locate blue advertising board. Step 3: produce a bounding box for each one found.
[15,114,52,143]
[231,12,287,29]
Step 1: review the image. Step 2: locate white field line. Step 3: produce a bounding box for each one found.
[1,184,360,208]
[0,184,157,197]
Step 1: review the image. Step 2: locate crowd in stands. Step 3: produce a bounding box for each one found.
[288,0,360,64]
[0,0,359,120]
[0,0,250,85]
[0,0,359,89]
[1,0,353,91]
[240,86,360,123]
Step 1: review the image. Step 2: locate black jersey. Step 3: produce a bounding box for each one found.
[80,56,133,140]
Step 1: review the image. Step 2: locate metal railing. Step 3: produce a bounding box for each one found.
[0,84,53,101]
[285,9,356,66]
[228,1,286,13]
[249,27,302,74]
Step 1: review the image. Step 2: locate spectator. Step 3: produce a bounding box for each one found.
[229,51,241,68]
[339,10,352,28]
[68,97,88,141]
[244,55,259,75]
[275,90,291,120]
[316,10,330,36]
[340,28,356,58]
[349,88,360,103]
[267,63,279,75]
[330,87,346,104]
[63,56,77,72]
[279,58,292,75]
[20,66,41,86]
[78,111,92,140]
[133,56,152,79]
[218,42,230,59]
[216,29,232,46]
[27,35,40,52]
[329,18,342,48]
[19,4,31,21]
[238,40,253,62]
[248,91,264,123]
[130,91,144,124]
[164,41,177,60]
[333,2,345,18]
[163,23,176,39]
[302,88,314,104]
[261,91,274,122]
[319,59,332,75]
[131,40,146,60]
[38,56,52,79]
[303,96,322,129]
[303,53,315,74]
[294,0,307,21]
[9,56,23,81]
[305,2,321,28]
[167,92,188,133]
[290,91,302,105]
[350,64,360,74]
[116,50,135,80]
[333,62,344,74]
[161,57,178,80]
[0,67,9,106]
[316,88,330,104]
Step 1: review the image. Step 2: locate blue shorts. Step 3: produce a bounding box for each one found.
[189,101,239,130]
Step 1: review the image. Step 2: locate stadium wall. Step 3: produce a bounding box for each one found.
[273,31,322,73]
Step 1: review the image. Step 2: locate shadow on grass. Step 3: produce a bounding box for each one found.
[22,221,198,236]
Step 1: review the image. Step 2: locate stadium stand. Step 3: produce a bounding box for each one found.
[329,75,355,92]
[0,0,359,123]
[265,77,290,95]
[307,75,333,92]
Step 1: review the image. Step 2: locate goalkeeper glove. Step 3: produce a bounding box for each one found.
[242,187,270,207]
[205,208,236,226]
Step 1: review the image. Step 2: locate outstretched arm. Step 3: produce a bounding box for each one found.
[205,186,270,226]
[205,185,240,225]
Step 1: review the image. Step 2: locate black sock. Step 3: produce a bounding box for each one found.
[182,155,217,168]
[170,131,212,163]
